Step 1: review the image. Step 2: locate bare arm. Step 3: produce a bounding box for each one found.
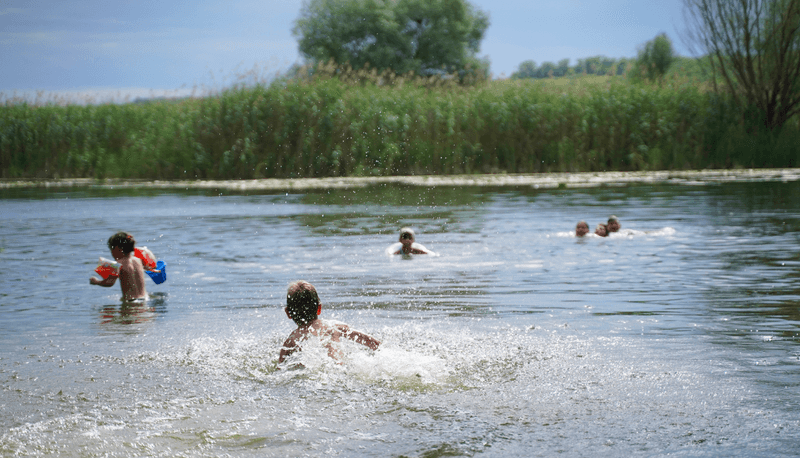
[278,346,293,364]
[341,325,381,350]
[90,275,117,287]
[278,333,299,364]
[410,243,434,255]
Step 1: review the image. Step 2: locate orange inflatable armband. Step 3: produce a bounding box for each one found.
[95,257,120,279]
[135,247,158,271]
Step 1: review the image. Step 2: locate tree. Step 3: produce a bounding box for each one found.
[583,56,602,75]
[293,0,490,78]
[511,60,537,79]
[633,33,675,81]
[556,58,571,77]
[683,0,800,131]
[616,58,630,76]
[537,61,556,78]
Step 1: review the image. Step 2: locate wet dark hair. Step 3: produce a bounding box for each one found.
[107,231,135,254]
[399,227,415,241]
[286,280,320,326]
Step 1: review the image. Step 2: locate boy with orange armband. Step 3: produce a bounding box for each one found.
[90,232,153,301]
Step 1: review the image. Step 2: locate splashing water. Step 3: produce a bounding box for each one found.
[1,181,799,456]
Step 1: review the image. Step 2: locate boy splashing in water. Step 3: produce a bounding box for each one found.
[90,232,147,301]
[279,280,380,364]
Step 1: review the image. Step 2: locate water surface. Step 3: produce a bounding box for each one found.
[1,181,799,457]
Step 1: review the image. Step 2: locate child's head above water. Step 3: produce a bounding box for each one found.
[399,227,415,242]
[607,215,620,232]
[107,231,136,254]
[279,280,381,363]
[286,280,321,326]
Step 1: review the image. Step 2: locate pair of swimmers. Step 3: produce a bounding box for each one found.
[575,216,621,237]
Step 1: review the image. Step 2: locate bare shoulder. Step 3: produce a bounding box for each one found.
[291,325,311,339]
[282,327,306,347]
[118,255,143,271]
[279,328,305,363]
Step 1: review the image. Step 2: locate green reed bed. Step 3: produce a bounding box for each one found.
[2,72,797,180]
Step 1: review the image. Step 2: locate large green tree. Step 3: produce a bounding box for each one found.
[293,0,489,77]
[683,0,800,131]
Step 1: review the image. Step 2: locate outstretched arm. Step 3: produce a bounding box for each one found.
[410,243,434,255]
[278,345,293,364]
[90,275,117,287]
[278,331,301,364]
[341,326,381,350]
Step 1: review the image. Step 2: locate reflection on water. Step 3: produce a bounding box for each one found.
[98,293,168,327]
[1,180,799,456]
[298,183,492,207]
[100,302,155,325]
[295,185,488,238]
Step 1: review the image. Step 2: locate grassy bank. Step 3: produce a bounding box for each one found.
[2,72,798,179]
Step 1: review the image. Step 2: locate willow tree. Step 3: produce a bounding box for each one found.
[683,0,800,131]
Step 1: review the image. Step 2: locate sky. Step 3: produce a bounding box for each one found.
[0,0,692,103]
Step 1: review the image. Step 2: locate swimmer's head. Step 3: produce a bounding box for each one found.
[575,221,589,237]
[607,216,620,232]
[286,280,321,326]
[107,231,136,254]
[399,227,415,243]
[595,224,608,237]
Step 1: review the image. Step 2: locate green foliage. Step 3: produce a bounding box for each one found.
[512,56,622,80]
[576,56,620,76]
[293,0,489,78]
[556,59,572,77]
[683,0,800,131]
[2,71,798,180]
[633,33,675,81]
[511,60,537,79]
[664,56,711,82]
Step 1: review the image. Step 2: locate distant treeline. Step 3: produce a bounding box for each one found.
[1,66,798,180]
[511,55,710,81]
[512,56,628,79]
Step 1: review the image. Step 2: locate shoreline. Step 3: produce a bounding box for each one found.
[2,168,799,191]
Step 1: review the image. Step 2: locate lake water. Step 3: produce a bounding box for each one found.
[1,178,799,457]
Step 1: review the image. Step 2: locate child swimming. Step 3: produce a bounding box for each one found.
[606,215,621,233]
[387,227,435,255]
[575,221,590,237]
[279,280,381,364]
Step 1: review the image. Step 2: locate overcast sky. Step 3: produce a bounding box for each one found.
[0,0,691,102]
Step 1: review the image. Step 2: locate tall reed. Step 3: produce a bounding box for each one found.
[2,67,797,179]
